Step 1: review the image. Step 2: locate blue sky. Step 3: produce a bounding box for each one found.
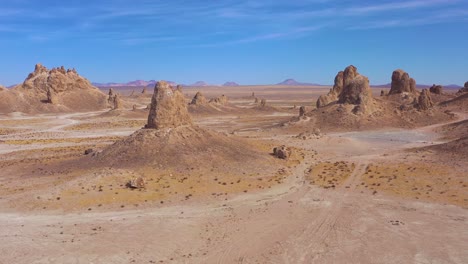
[0,0,467,86]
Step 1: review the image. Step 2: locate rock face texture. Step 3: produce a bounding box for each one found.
[190,91,207,105]
[416,89,433,111]
[429,84,443,94]
[46,86,57,104]
[316,65,373,114]
[146,81,192,129]
[389,69,416,94]
[338,75,371,105]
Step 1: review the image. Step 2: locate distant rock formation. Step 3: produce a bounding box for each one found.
[209,95,228,105]
[190,91,207,105]
[389,69,416,94]
[415,89,433,111]
[223,82,239,87]
[316,65,373,114]
[457,82,468,94]
[380,90,388,96]
[260,99,267,107]
[141,87,147,94]
[145,81,192,129]
[429,84,443,95]
[112,94,122,110]
[299,106,306,117]
[108,88,115,105]
[2,63,107,113]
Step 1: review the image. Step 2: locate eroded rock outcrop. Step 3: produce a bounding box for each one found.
[108,88,115,105]
[457,82,468,94]
[299,106,306,117]
[190,91,207,105]
[112,94,122,110]
[415,89,433,111]
[316,65,373,114]
[145,81,192,129]
[429,84,443,95]
[142,87,147,94]
[389,69,416,94]
[4,63,107,113]
[260,99,267,107]
[209,95,228,105]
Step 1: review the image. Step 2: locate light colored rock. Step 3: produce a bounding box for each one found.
[146,81,192,129]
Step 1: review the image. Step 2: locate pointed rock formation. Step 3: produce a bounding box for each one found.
[415,89,433,111]
[108,88,115,105]
[260,99,267,107]
[141,87,147,94]
[299,106,306,117]
[389,69,416,94]
[190,91,207,105]
[145,81,192,129]
[112,94,122,110]
[316,65,373,114]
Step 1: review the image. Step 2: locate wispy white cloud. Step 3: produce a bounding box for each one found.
[345,0,458,15]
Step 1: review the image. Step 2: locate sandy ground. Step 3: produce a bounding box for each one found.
[0,90,467,264]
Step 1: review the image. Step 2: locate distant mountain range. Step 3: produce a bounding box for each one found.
[91,79,464,89]
[223,81,239,87]
[276,79,321,86]
[372,83,462,89]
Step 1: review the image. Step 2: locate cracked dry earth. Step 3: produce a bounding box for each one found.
[0,109,467,264]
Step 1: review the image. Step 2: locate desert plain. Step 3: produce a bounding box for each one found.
[0,65,467,264]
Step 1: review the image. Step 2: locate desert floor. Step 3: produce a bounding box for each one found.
[0,86,466,264]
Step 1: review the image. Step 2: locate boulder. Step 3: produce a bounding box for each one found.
[127,177,146,189]
[190,91,207,105]
[416,89,433,111]
[389,69,416,94]
[273,145,291,160]
[429,84,443,95]
[145,81,192,129]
